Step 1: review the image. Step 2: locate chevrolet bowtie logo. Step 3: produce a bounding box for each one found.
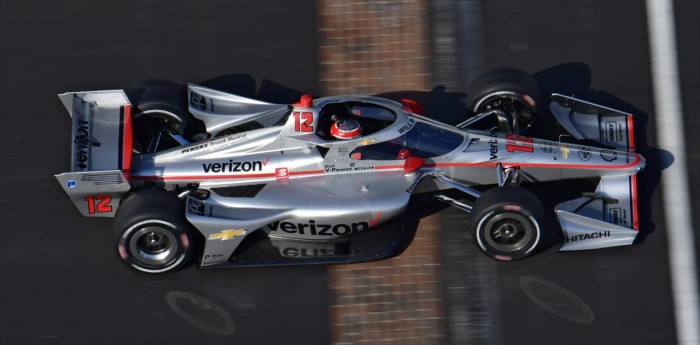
[209,229,247,241]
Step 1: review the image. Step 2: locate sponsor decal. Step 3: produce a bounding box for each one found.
[202,158,268,173]
[406,172,426,193]
[338,146,349,155]
[561,145,570,160]
[85,195,112,214]
[74,119,100,169]
[181,133,248,155]
[190,92,206,110]
[397,118,416,134]
[324,163,374,173]
[368,212,382,226]
[203,253,225,260]
[188,199,205,216]
[66,180,78,189]
[349,162,374,171]
[268,219,370,236]
[208,229,247,241]
[325,164,351,173]
[281,246,337,258]
[275,167,289,180]
[609,208,628,226]
[605,121,622,143]
[566,231,611,243]
[358,138,375,146]
[352,165,374,171]
[600,150,617,162]
[578,146,592,161]
[201,253,228,265]
[538,142,559,154]
[226,133,248,141]
[505,134,534,153]
[208,137,227,147]
[489,132,499,160]
[226,133,247,142]
[182,143,208,154]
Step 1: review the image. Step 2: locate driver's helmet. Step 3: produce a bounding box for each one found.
[330,117,362,139]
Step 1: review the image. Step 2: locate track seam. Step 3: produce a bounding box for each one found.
[645,0,700,343]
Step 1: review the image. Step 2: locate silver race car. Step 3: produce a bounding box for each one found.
[55,68,644,273]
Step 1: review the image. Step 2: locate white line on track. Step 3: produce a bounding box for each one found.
[645,0,700,344]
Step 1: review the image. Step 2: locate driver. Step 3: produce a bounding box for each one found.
[330,116,362,139]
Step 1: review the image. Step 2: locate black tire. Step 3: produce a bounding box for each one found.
[470,187,545,261]
[113,190,195,273]
[131,80,201,153]
[466,68,540,133]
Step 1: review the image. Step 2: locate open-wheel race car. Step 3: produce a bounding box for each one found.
[55,68,644,273]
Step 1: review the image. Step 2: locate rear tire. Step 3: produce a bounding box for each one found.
[114,190,195,273]
[467,68,540,134]
[131,80,203,153]
[470,187,545,261]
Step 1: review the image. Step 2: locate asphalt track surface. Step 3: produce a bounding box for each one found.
[0,2,328,345]
[1,1,697,345]
[440,1,695,344]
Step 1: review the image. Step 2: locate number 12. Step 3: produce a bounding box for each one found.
[505,134,534,153]
[293,111,313,132]
[85,195,112,214]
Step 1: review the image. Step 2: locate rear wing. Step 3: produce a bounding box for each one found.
[57,90,133,174]
[55,91,133,217]
[550,93,635,152]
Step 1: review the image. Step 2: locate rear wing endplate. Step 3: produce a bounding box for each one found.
[55,170,130,217]
[55,90,133,217]
[57,90,133,175]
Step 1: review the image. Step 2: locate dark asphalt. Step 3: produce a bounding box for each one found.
[0,1,327,345]
[439,1,693,344]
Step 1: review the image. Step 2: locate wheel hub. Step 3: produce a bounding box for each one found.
[138,231,171,254]
[129,225,179,267]
[482,212,533,252]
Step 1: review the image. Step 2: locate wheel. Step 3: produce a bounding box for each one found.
[131,80,203,153]
[466,68,540,134]
[114,190,195,273]
[470,187,545,261]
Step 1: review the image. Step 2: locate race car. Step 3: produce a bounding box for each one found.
[55,68,645,273]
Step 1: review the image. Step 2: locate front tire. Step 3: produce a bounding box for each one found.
[467,68,540,134]
[470,187,545,261]
[114,190,194,273]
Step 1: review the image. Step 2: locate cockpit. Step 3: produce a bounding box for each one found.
[316,101,397,141]
[348,120,465,160]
